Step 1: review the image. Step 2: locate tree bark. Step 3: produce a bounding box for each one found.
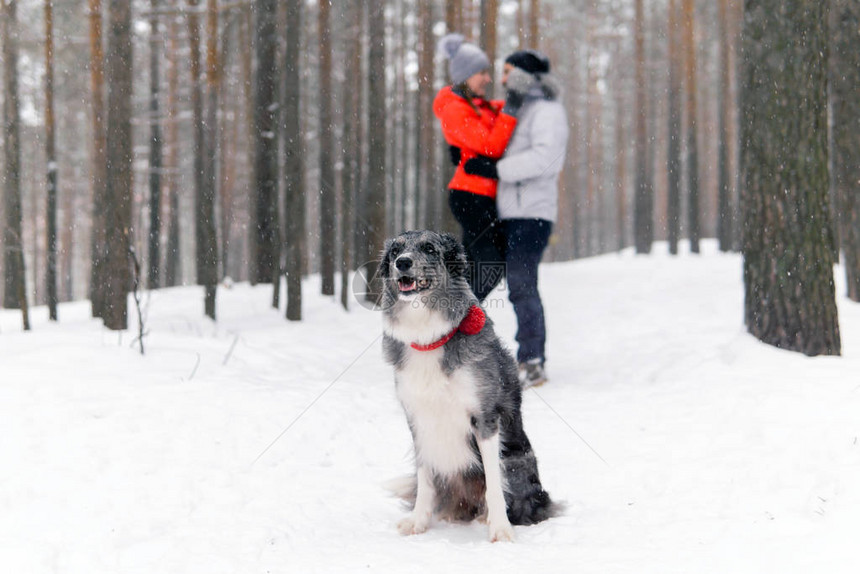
[528,0,539,49]
[88,0,108,317]
[283,0,304,320]
[318,0,336,296]
[716,0,734,252]
[148,0,163,289]
[633,0,652,254]
[103,0,134,331]
[2,0,30,330]
[418,0,438,229]
[200,0,219,319]
[340,0,361,311]
[741,0,840,356]
[252,0,279,287]
[479,0,498,94]
[365,0,387,301]
[45,0,59,320]
[682,0,700,254]
[164,0,181,287]
[666,0,682,255]
[831,0,860,301]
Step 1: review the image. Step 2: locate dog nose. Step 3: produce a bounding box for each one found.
[395,256,413,271]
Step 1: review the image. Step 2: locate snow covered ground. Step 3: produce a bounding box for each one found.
[3,241,860,573]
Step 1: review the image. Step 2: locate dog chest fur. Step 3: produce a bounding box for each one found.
[395,349,480,476]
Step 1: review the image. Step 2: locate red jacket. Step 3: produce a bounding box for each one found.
[433,86,517,199]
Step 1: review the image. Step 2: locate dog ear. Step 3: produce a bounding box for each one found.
[378,238,394,279]
[440,233,468,278]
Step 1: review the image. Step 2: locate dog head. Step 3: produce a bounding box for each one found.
[379,230,471,309]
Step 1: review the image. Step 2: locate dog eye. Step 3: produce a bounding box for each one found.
[388,246,401,258]
[421,243,437,255]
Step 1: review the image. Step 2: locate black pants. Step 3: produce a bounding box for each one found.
[504,219,552,363]
[448,190,506,302]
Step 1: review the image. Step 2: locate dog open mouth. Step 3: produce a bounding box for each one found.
[397,275,430,294]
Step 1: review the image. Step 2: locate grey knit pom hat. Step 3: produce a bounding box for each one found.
[437,33,490,85]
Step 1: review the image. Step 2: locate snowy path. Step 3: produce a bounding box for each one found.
[3,243,860,573]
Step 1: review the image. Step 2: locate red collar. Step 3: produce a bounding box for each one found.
[410,305,486,351]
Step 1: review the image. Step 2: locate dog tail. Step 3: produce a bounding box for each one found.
[383,474,417,504]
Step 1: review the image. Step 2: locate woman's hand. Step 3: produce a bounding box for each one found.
[463,156,499,180]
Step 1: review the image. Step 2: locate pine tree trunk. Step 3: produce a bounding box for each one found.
[740,0,840,356]
[666,0,682,255]
[613,46,628,252]
[682,0,700,254]
[365,0,387,302]
[103,0,134,331]
[528,0,539,49]
[45,0,59,320]
[87,0,108,317]
[418,0,437,229]
[318,0,336,296]
[199,0,219,319]
[147,0,163,289]
[716,0,733,252]
[831,0,860,302]
[283,0,305,320]
[252,0,279,286]
[340,0,360,312]
[479,0,498,95]
[2,0,30,330]
[164,0,181,287]
[633,0,652,254]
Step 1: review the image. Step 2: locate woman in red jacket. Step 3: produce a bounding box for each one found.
[434,34,525,301]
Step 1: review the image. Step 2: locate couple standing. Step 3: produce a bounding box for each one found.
[433,34,569,388]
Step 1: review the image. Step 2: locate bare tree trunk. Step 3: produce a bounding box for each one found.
[440,0,461,235]
[528,0,539,49]
[584,0,600,256]
[103,0,134,331]
[318,0,336,296]
[200,0,220,318]
[283,0,304,320]
[340,0,361,311]
[682,0,700,253]
[613,40,628,252]
[88,0,108,317]
[418,0,437,229]
[148,0,163,289]
[164,0,181,287]
[2,0,29,330]
[364,0,387,301]
[45,0,59,320]
[741,0,840,356]
[716,0,733,252]
[831,0,860,301]
[479,0,498,92]
[633,0,652,254]
[253,0,279,288]
[666,0,682,255]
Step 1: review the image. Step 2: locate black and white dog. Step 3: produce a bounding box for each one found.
[380,230,558,542]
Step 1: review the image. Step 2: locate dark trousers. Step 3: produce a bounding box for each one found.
[448,190,506,301]
[504,219,552,363]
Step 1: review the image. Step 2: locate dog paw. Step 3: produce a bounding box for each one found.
[397,514,430,536]
[488,521,515,543]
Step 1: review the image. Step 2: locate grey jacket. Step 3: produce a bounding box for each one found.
[496,75,569,222]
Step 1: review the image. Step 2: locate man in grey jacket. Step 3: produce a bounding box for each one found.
[464,50,569,387]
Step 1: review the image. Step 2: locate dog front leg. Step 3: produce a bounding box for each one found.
[397,465,435,535]
[477,433,515,542]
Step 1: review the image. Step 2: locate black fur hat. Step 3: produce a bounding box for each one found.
[505,49,550,75]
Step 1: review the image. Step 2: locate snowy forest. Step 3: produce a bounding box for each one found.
[1,0,859,356]
[5,2,860,571]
